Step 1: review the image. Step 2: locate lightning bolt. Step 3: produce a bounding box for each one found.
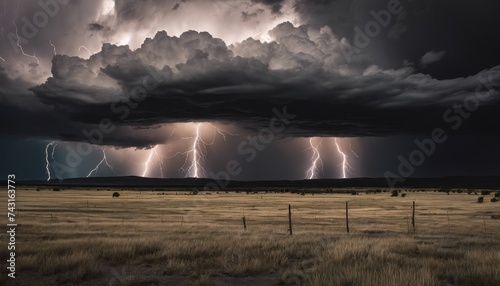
[142,146,157,177]
[78,46,92,57]
[188,123,202,178]
[305,138,322,179]
[49,40,56,55]
[13,0,39,64]
[87,149,115,177]
[0,57,4,62]
[334,138,354,179]
[349,142,359,158]
[178,123,234,178]
[141,129,176,177]
[51,142,57,161]
[153,147,165,178]
[211,124,239,141]
[45,141,57,181]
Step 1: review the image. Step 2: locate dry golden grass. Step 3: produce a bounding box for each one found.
[1,187,499,285]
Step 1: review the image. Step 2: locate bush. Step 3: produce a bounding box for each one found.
[491,198,499,203]
[481,190,491,196]
[401,193,407,197]
[477,197,484,203]
[112,192,120,198]
[52,188,61,192]
[391,190,399,197]
[351,191,358,195]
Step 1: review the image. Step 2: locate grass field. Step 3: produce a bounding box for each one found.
[1,187,500,286]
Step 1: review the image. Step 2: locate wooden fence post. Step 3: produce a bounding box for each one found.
[242,216,247,231]
[346,201,350,233]
[412,201,416,233]
[288,204,293,235]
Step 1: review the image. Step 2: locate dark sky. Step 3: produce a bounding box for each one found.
[1,0,499,183]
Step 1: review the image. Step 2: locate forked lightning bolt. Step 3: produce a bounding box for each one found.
[87,149,115,177]
[178,123,236,178]
[306,138,322,179]
[13,0,39,64]
[45,141,57,181]
[334,138,354,179]
[142,145,166,177]
[141,128,176,177]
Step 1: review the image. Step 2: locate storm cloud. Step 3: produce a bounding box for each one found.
[23,22,500,148]
[1,0,500,180]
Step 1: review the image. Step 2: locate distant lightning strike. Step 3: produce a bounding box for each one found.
[45,141,57,181]
[0,57,4,62]
[349,142,359,158]
[178,123,235,178]
[334,138,354,179]
[78,46,92,57]
[306,138,322,179]
[188,123,202,178]
[13,0,39,64]
[142,145,166,177]
[49,40,56,55]
[141,128,176,177]
[87,149,115,177]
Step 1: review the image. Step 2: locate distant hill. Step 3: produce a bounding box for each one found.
[10,176,500,190]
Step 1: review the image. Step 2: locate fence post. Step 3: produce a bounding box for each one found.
[412,201,416,233]
[346,201,349,233]
[242,216,247,231]
[288,204,293,235]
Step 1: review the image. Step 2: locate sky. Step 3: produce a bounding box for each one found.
[1,0,500,184]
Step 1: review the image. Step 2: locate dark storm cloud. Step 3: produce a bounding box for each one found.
[172,0,186,11]
[241,9,264,21]
[293,0,500,79]
[251,0,284,14]
[89,22,105,31]
[24,24,500,148]
[114,0,176,21]
[2,0,500,150]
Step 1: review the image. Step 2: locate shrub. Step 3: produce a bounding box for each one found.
[491,198,499,203]
[401,193,407,197]
[112,192,120,198]
[351,191,358,195]
[52,188,61,192]
[391,190,399,197]
[481,190,491,196]
[477,197,484,203]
